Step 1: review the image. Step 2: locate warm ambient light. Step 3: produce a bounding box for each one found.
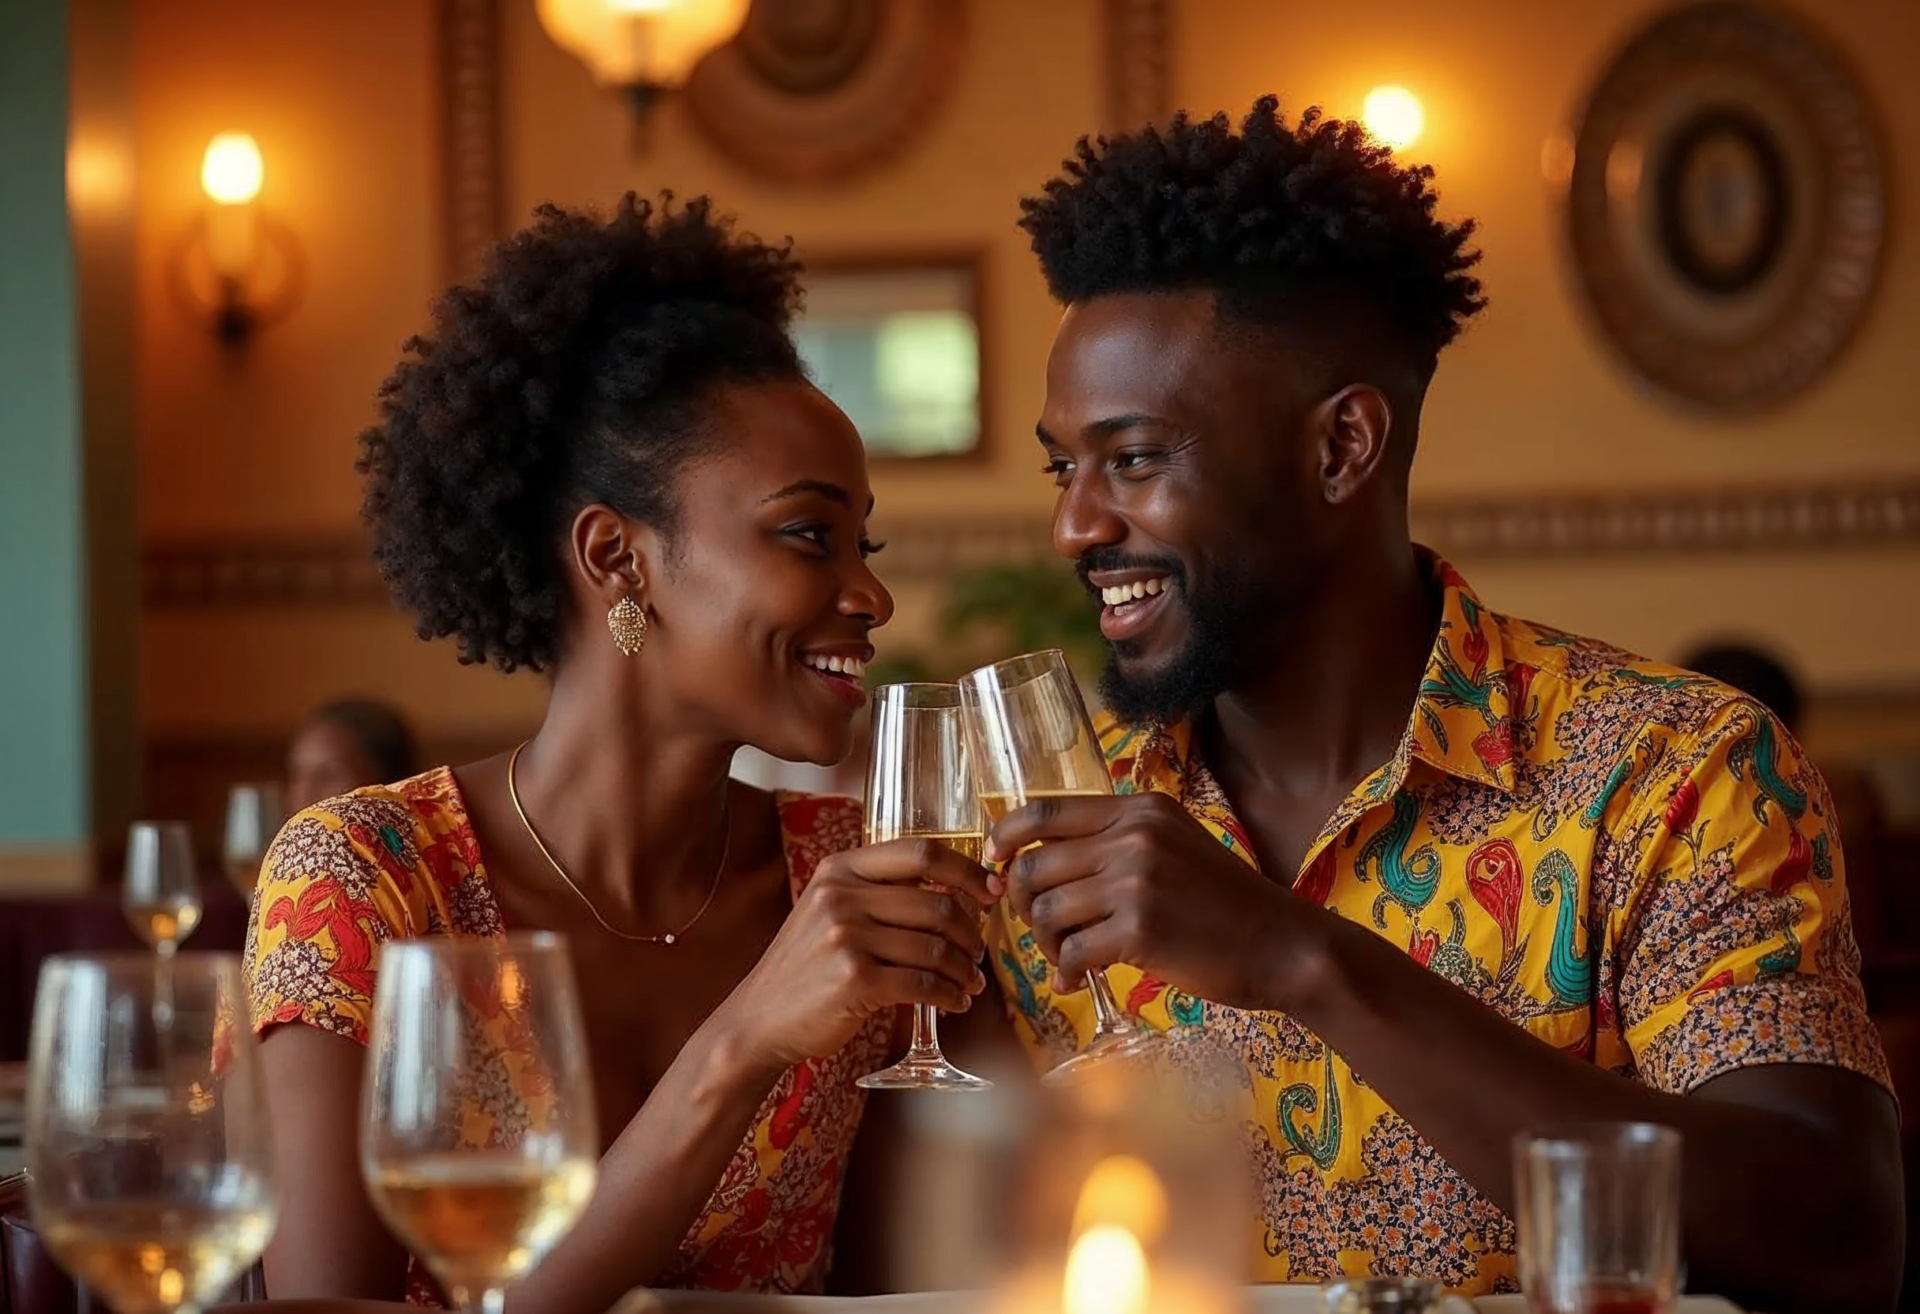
[200,132,264,206]
[1363,85,1424,151]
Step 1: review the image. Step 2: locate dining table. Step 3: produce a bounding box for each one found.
[211,1290,1744,1314]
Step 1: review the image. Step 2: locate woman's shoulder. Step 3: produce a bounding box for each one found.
[257,768,472,906]
[769,789,862,892]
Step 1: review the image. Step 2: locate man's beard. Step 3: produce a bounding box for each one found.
[1077,549,1268,725]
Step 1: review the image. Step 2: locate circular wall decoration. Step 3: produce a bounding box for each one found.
[1564,2,1885,413]
[682,0,964,183]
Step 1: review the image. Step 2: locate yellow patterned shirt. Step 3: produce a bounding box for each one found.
[986,553,1889,1294]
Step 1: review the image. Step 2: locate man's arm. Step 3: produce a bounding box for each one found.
[993,702,1903,1313]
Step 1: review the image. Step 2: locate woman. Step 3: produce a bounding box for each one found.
[285,697,418,811]
[244,195,996,1310]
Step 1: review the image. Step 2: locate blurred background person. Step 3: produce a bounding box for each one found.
[285,697,420,812]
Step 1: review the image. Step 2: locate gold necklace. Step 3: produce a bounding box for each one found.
[506,741,730,946]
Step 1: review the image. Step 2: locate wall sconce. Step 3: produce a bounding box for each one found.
[536,0,750,118]
[169,132,300,345]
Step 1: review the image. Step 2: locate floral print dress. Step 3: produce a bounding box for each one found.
[244,771,882,1300]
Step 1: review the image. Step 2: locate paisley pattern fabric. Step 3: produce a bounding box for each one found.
[987,552,1889,1295]
[244,771,882,1300]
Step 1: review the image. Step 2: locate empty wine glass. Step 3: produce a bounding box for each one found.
[361,932,599,1314]
[858,682,993,1092]
[959,650,1162,1085]
[27,952,277,1314]
[123,823,202,956]
[221,784,285,895]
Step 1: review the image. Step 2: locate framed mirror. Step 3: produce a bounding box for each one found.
[793,250,986,462]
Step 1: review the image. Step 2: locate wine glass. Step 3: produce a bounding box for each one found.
[26,952,277,1314]
[124,823,203,956]
[958,650,1163,1086]
[858,682,994,1092]
[361,932,599,1314]
[221,784,285,895]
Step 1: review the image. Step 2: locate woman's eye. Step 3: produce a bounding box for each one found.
[787,525,830,550]
[859,539,886,559]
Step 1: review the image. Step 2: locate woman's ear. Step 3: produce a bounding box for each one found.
[570,503,650,602]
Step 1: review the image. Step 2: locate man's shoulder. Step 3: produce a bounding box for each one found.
[1491,607,1756,738]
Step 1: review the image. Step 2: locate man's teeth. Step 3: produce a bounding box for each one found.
[803,654,867,679]
[1100,577,1170,607]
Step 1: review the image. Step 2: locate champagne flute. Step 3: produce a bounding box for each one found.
[959,650,1163,1085]
[858,682,994,1092]
[124,822,203,956]
[221,784,285,895]
[27,952,277,1314]
[362,932,599,1314]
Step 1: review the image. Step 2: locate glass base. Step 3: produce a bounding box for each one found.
[857,1049,994,1092]
[1040,1024,1164,1087]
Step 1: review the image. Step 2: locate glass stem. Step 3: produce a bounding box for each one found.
[907,1003,941,1055]
[1087,969,1132,1036]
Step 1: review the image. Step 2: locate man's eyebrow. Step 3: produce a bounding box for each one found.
[1036,412,1172,447]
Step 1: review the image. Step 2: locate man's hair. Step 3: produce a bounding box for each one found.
[310,698,418,782]
[1019,96,1486,381]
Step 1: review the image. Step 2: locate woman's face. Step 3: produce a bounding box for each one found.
[629,379,893,766]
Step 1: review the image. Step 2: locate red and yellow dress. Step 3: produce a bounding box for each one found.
[242,768,881,1299]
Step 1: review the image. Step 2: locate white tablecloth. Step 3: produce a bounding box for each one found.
[614,1289,1741,1314]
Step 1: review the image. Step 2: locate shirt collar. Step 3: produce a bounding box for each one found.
[1122,549,1520,799]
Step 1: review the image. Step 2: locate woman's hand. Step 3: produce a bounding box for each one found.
[713,839,999,1074]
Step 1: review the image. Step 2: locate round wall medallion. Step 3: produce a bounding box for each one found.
[682,0,964,183]
[1564,2,1884,413]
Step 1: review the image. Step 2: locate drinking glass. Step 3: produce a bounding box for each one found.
[1515,1123,1682,1314]
[26,952,277,1314]
[221,784,285,895]
[361,932,599,1314]
[858,683,993,1092]
[124,823,203,956]
[958,650,1162,1085]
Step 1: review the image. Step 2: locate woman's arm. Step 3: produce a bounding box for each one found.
[257,1030,411,1301]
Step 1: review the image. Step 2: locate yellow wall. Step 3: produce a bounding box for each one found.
[136,0,1920,760]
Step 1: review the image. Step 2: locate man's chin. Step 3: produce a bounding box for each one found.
[1097,644,1210,725]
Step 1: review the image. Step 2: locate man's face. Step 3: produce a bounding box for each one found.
[1036,290,1333,723]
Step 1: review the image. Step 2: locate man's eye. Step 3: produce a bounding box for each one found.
[1113,449,1155,471]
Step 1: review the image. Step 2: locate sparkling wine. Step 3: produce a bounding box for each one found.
[870,830,985,863]
[368,1153,596,1286]
[40,1198,273,1314]
[124,898,203,951]
[223,857,262,893]
[979,789,1109,831]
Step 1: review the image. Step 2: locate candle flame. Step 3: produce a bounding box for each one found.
[1063,1225,1148,1314]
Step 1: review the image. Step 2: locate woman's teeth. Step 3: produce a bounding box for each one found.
[1100,577,1169,607]
[803,654,867,680]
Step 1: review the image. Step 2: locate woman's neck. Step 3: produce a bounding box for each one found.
[507,660,741,920]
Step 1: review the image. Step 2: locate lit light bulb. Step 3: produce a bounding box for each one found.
[201,133,263,206]
[1363,85,1424,151]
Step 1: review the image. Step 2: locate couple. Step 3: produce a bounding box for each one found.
[244,100,1900,1313]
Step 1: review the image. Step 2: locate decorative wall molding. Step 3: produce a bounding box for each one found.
[1104,0,1171,131]
[437,0,504,282]
[143,481,1920,607]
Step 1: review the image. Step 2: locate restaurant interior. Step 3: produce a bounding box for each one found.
[3,0,1920,1311]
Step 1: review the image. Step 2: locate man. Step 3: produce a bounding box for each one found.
[984,99,1901,1310]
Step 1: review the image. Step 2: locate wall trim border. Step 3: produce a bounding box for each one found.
[143,480,1920,607]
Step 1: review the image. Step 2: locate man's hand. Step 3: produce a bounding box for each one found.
[987,790,1307,1008]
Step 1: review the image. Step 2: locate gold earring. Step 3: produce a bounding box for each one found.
[607,595,647,657]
